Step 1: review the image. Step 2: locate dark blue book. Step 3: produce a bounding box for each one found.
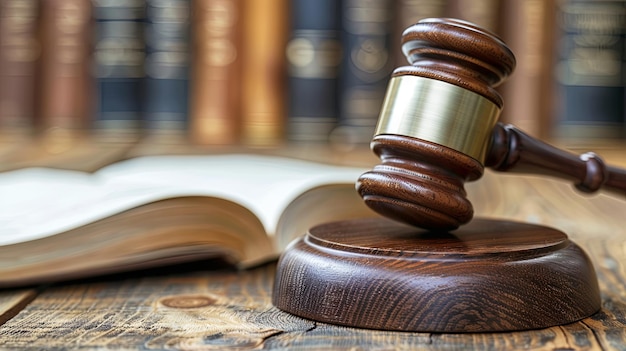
[554,0,626,141]
[143,0,190,136]
[92,1,146,139]
[333,0,394,147]
[286,0,342,143]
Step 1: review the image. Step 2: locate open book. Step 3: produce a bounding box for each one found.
[0,154,377,287]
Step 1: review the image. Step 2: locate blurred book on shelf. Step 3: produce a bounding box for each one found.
[189,0,241,146]
[331,0,394,149]
[0,0,40,147]
[142,0,191,144]
[92,0,145,144]
[497,0,557,140]
[552,0,626,142]
[286,0,342,144]
[36,0,93,152]
[239,0,289,147]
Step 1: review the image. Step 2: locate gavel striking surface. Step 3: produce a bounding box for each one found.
[273,217,600,332]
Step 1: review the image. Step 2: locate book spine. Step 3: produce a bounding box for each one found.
[240,0,289,146]
[393,0,448,67]
[497,0,557,139]
[189,0,241,145]
[286,0,342,143]
[92,0,146,140]
[143,0,190,140]
[37,0,93,148]
[554,0,626,141]
[0,0,40,139]
[333,0,394,147]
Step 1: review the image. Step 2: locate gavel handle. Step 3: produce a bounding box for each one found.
[485,122,626,196]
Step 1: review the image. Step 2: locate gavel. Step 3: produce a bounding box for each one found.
[356,18,626,231]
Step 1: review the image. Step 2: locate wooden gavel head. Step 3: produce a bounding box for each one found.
[356,18,516,231]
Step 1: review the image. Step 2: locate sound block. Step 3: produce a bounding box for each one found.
[272,217,601,332]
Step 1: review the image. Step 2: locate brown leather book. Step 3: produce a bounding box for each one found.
[189,0,241,145]
[239,0,289,146]
[0,0,40,140]
[36,0,93,151]
[497,0,557,140]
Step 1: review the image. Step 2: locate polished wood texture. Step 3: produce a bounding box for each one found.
[359,134,483,230]
[488,123,626,196]
[273,217,600,332]
[0,172,625,348]
[357,18,513,230]
[398,18,515,108]
[356,18,626,231]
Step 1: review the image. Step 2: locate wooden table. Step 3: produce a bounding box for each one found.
[0,171,625,350]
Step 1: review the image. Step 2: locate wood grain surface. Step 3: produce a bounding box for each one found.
[273,217,601,332]
[0,171,624,349]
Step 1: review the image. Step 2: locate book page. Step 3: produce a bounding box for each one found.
[97,155,367,235]
[0,155,367,245]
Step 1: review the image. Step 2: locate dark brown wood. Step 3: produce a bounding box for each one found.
[357,134,482,231]
[273,217,601,332]
[399,17,515,107]
[487,123,626,196]
[356,18,515,231]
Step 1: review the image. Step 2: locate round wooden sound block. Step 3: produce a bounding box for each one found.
[272,217,601,332]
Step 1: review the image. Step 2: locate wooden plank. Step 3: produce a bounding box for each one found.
[0,264,307,349]
[0,289,38,326]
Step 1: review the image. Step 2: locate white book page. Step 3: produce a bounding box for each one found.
[0,155,366,245]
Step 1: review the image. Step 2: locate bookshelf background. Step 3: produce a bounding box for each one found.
[0,0,624,172]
